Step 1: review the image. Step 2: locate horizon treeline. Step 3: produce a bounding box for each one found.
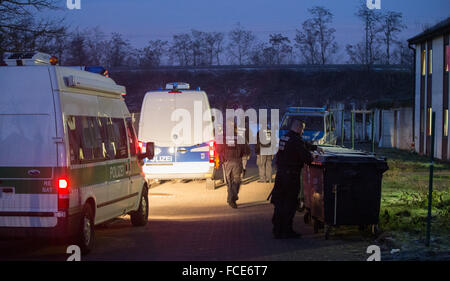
[1,1,415,68]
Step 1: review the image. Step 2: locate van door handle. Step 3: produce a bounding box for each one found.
[177,148,187,153]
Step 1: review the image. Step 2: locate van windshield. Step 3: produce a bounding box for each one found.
[0,115,56,167]
[281,115,324,132]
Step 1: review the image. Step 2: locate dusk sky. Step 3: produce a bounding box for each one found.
[55,0,449,60]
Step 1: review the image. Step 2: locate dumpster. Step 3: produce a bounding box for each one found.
[302,145,388,239]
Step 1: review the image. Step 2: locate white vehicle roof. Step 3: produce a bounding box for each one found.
[0,64,129,167]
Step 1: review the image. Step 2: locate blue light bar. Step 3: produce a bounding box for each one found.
[288,107,327,113]
[85,66,108,76]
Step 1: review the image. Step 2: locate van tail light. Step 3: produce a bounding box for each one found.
[57,177,70,210]
[59,179,68,189]
[138,141,146,153]
[209,141,216,163]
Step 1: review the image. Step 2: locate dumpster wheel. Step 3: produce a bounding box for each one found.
[313,219,320,234]
[324,225,331,240]
[303,212,311,225]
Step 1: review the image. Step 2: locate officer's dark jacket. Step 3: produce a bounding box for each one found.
[216,136,249,162]
[275,130,317,169]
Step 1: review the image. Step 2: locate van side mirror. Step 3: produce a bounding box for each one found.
[146,142,154,160]
[138,142,154,160]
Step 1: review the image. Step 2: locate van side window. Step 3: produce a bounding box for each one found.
[67,116,105,164]
[126,118,138,157]
[103,118,128,160]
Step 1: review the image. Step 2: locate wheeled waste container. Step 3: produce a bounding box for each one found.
[302,146,388,239]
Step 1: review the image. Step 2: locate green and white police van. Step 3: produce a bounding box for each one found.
[0,52,154,254]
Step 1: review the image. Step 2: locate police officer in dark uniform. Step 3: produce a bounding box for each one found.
[271,119,323,239]
[217,123,249,209]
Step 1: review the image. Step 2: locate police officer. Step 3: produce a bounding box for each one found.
[271,119,323,239]
[256,127,274,183]
[217,123,248,209]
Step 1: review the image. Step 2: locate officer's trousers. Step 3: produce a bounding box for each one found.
[257,154,273,182]
[271,169,301,234]
[223,160,242,203]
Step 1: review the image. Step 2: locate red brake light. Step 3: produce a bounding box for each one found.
[59,179,68,189]
[209,141,215,163]
[57,177,70,209]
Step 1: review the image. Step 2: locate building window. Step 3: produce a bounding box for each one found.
[421,50,426,76]
[445,45,449,73]
[429,49,433,75]
[428,107,433,136]
[445,109,449,137]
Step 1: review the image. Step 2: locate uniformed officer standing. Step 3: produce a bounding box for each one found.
[271,119,323,239]
[217,124,249,209]
[256,127,274,183]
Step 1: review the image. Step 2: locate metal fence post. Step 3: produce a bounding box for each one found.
[351,111,355,150]
[341,110,345,146]
[372,111,375,154]
[426,112,436,247]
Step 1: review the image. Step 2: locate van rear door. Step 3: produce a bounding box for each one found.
[0,66,58,228]
[173,91,213,175]
[139,92,177,165]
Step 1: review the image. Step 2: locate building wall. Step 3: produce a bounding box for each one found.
[433,36,444,158]
[414,45,421,154]
[413,34,450,160]
[377,108,413,150]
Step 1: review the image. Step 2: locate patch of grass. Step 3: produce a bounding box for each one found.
[377,148,450,239]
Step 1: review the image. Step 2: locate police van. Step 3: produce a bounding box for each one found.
[280,107,337,145]
[0,52,154,254]
[138,82,216,189]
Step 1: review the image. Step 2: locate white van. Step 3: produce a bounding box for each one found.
[138,82,216,189]
[0,52,154,254]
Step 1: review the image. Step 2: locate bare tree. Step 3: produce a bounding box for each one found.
[64,31,89,66]
[140,40,168,67]
[84,27,108,66]
[213,32,225,65]
[0,0,65,59]
[203,32,224,65]
[310,6,337,64]
[227,22,256,65]
[295,19,319,64]
[104,33,132,68]
[345,42,367,64]
[391,40,414,66]
[269,33,292,65]
[295,6,337,65]
[355,1,382,65]
[169,33,192,66]
[378,11,406,65]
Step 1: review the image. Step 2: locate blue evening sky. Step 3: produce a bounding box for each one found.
[57,0,449,54]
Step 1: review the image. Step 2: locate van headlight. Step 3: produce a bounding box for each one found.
[168,147,175,154]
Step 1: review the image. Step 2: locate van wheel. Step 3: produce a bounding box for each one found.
[131,187,148,226]
[76,204,94,255]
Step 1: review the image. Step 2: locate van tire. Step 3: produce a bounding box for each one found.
[76,204,95,255]
[130,187,148,227]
